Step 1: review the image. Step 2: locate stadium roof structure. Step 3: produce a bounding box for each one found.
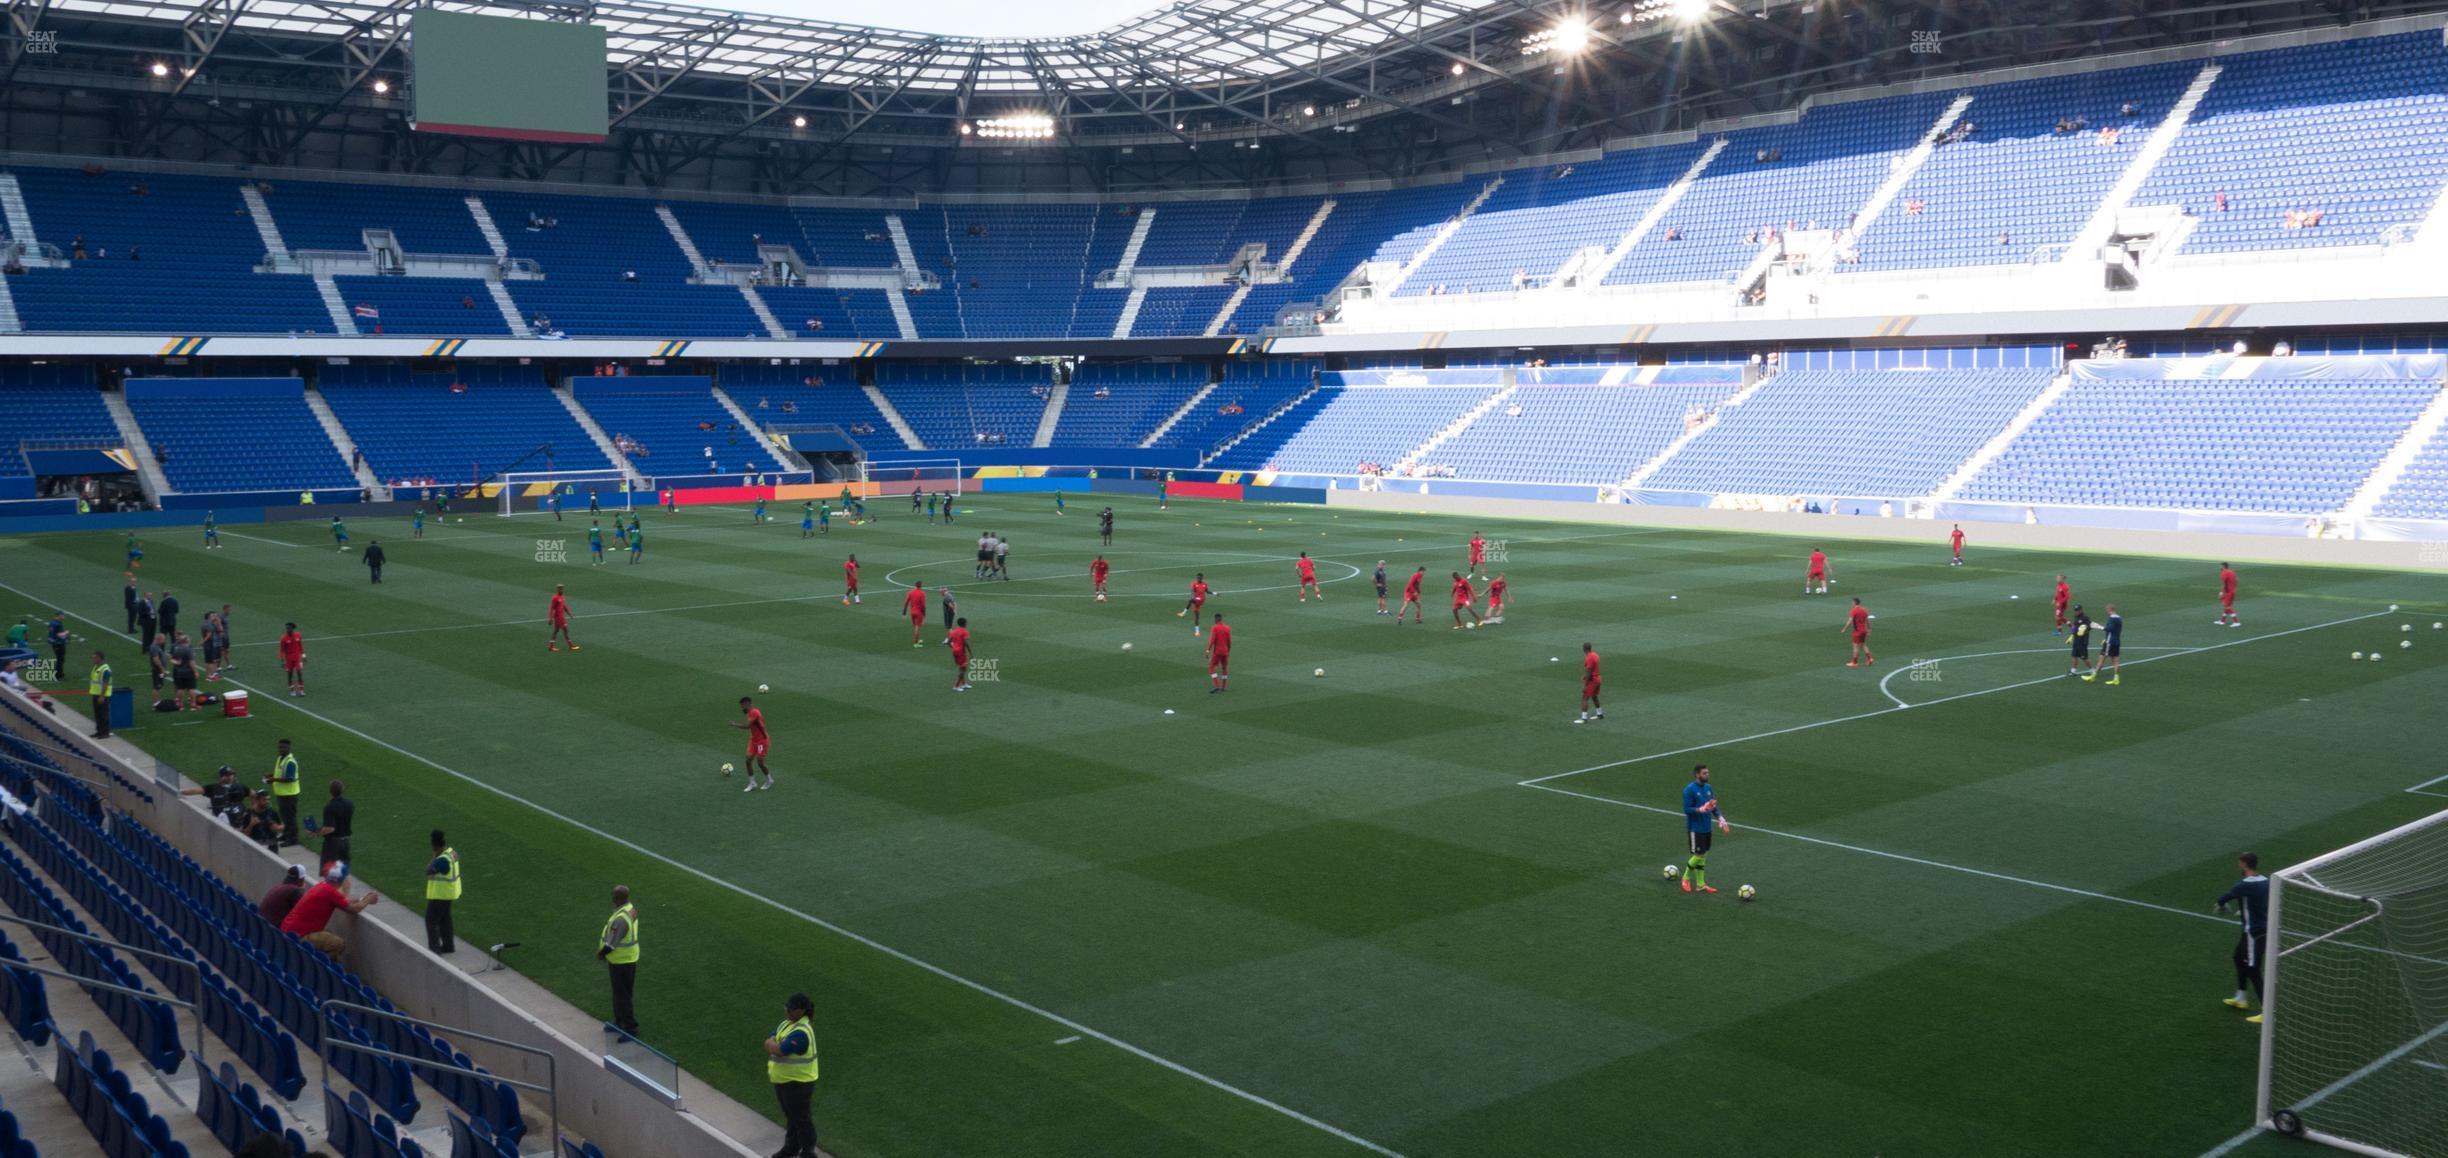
[7,0,2448,197]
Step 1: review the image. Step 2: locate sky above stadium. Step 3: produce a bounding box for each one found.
[710,0,1161,37]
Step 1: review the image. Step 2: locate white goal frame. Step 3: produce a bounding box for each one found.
[498,470,639,517]
[2255,807,2448,1158]
[857,459,966,498]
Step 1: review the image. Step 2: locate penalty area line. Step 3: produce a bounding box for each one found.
[0,581,1409,1158]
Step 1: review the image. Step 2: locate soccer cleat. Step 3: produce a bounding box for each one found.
[2222,997,2252,1010]
[1574,715,1586,724]
[2080,673,2096,682]
[1679,878,1692,893]
[548,643,559,652]
[2106,676,2120,686]
[1699,885,1717,894]
[569,645,580,651]
[2245,1014,2263,1025]
[1846,661,1858,667]
[1593,710,1604,719]
[1176,610,1185,618]
[742,781,756,793]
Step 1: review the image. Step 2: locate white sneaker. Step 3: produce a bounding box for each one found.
[743,781,757,792]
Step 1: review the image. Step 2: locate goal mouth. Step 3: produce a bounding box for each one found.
[495,470,640,516]
[859,459,966,498]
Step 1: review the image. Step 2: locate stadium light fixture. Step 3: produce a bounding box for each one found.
[1522,18,1592,55]
[791,114,808,128]
[149,61,171,77]
[371,78,389,94]
[1628,0,1713,22]
[1451,60,1467,76]
[974,113,1056,140]
[1302,105,1316,116]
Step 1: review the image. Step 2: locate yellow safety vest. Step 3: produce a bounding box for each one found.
[767,1016,818,1084]
[270,753,300,797]
[88,663,111,698]
[426,847,462,901]
[602,904,639,965]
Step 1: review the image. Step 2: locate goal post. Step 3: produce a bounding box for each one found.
[2256,807,2448,1158]
[858,459,965,498]
[497,470,639,517]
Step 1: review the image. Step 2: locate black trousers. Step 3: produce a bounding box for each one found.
[424,898,455,953]
[274,794,298,848]
[321,835,351,867]
[91,695,110,738]
[2235,933,2267,997]
[607,962,638,1034]
[774,1080,818,1156]
[368,565,382,584]
[139,622,156,650]
[50,644,66,678]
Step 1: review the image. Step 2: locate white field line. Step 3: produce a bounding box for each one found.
[2197,1014,2448,1158]
[1524,610,2392,789]
[211,530,305,548]
[0,578,1409,1158]
[2404,770,2448,798]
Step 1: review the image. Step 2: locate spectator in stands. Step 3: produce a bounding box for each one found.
[128,245,140,261]
[1664,226,1682,241]
[2120,100,2137,117]
[303,779,354,865]
[236,790,284,849]
[70,235,86,260]
[599,885,641,1035]
[1903,199,1923,216]
[461,295,475,310]
[2097,125,2121,146]
[256,865,308,925]
[280,862,379,959]
[781,400,798,414]
[182,765,248,821]
[621,269,638,283]
[805,317,823,332]
[2214,191,2229,213]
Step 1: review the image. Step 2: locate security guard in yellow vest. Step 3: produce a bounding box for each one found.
[265,739,301,849]
[764,992,820,1158]
[86,652,112,740]
[597,885,640,1036]
[423,830,461,955]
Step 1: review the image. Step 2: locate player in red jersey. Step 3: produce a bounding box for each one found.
[948,617,973,691]
[1949,524,1966,567]
[1450,572,1482,629]
[1397,567,1426,624]
[901,581,927,647]
[2216,562,2240,627]
[1091,555,1110,601]
[1805,548,1830,595]
[278,621,307,697]
[1844,597,1874,667]
[1178,573,1210,634]
[547,585,579,651]
[1296,552,1325,602]
[1467,533,1487,580]
[1485,574,1508,624]
[842,554,861,605]
[1206,614,1232,692]
[727,696,772,791]
[1576,642,1603,723]
[2052,575,2072,635]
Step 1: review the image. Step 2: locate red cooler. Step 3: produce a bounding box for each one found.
[222,690,249,719]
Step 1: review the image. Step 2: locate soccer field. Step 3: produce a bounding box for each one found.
[6,498,2445,1157]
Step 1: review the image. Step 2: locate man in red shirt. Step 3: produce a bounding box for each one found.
[1486,573,1509,624]
[1178,573,1210,634]
[1206,613,1232,693]
[1806,548,1830,596]
[280,862,378,959]
[1398,567,1425,624]
[1091,555,1110,602]
[1844,597,1874,667]
[948,617,973,691]
[1450,572,1481,629]
[1576,642,1603,723]
[902,581,927,646]
[2053,575,2072,634]
[1467,534,1487,580]
[547,585,578,651]
[278,622,307,698]
[1296,553,1324,602]
[728,695,772,790]
[843,554,861,605]
[2216,563,2240,627]
[1949,525,1966,567]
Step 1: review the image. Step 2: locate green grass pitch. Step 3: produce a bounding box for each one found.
[4,498,2444,1157]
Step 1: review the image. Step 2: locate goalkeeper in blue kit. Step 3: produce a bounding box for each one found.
[1681,765,1730,895]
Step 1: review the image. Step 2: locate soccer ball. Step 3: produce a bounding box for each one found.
[1661,864,1680,880]
[1314,668,1326,678]
[1550,657,1560,663]
[720,763,734,776]
[1121,643,1133,652]
[757,684,770,693]
[1738,884,1757,902]
[2405,625,2414,632]
[2402,640,2413,650]
[2372,654,2385,663]
[1465,622,1477,630]
[2353,651,2365,661]
[456,518,464,524]
[1162,708,1175,716]
[1095,593,1107,602]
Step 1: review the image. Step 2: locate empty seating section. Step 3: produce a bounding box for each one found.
[320,365,609,483]
[6,168,330,334]
[2374,426,2448,519]
[872,364,1050,446]
[905,206,1131,338]
[1220,189,1459,334]
[1135,196,1327,268]
[261,181,490,255]
[1131,287,1235,338]
[1858,63,2197,270]
[482,192,763,338]
[1959,376,2438,512]
[1644,369,2053,495]
[1610,93,1955,285]
[0,370,113,478]
[1157,362,1315,450]
[1054,364,1211,446]
[572,378,785,474]
[716,366,906,448]
[753,287,871,339]
[2137,33,2448,253]
[1405,144,1706,294]
[54,1031,190,1158]
[1211,386,1495,474]
[1435,384,1739,483]
[330,278,509,337]
[659,201,897,268]
[124,379,356,493]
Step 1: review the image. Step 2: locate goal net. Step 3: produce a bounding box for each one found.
[2258,807,2448,1157]
[858,459,965,498]
[497,470,638,517]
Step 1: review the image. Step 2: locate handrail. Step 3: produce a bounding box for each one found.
[0,907,207,1071]
[319,999,558,1143]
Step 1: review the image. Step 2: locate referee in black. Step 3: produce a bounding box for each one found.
[2065,605,2092,677]
[2217,852,2271,1024]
